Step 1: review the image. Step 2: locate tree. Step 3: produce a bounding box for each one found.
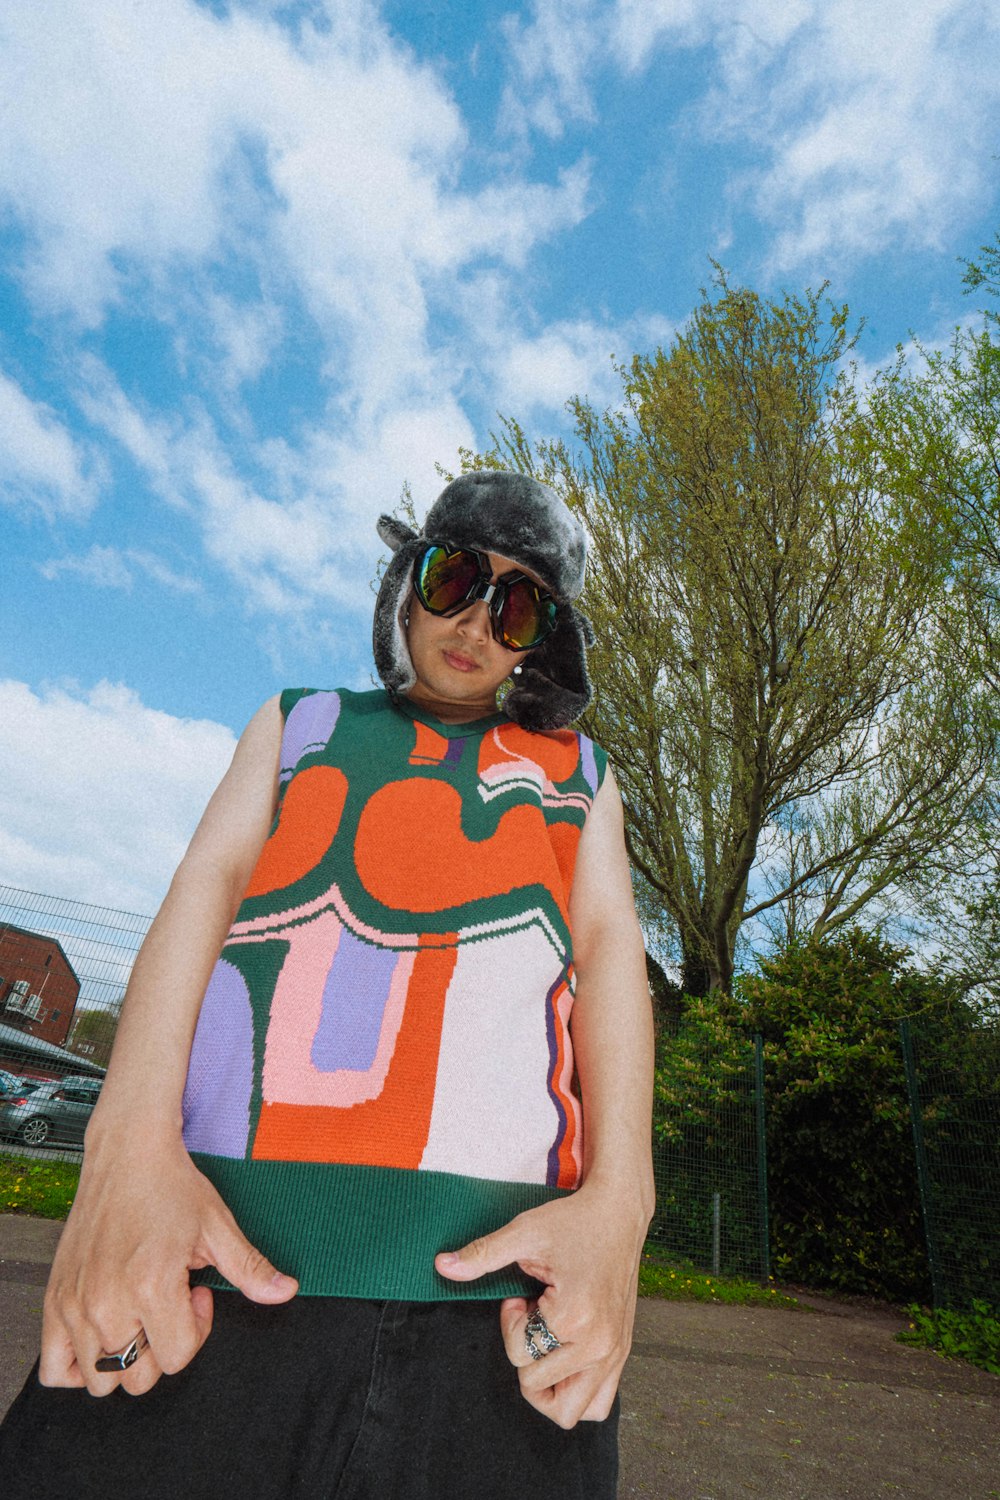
[868,320,1000,695]
[862,243,1000,977]
[458,277,991,991]
[68,1001,120,1069]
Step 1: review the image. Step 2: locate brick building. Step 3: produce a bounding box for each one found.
[0,923,81,1051]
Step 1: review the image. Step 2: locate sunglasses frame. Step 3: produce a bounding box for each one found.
[412,542,558,652]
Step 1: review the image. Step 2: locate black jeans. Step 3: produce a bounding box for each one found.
[0,1295,619,1500]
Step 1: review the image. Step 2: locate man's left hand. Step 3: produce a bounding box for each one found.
[434,1183,647,1429]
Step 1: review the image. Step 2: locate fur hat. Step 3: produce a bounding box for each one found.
[373,470,595,731]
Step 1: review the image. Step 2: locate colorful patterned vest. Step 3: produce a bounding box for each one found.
[182,688,607,1299]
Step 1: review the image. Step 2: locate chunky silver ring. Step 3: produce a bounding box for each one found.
[524,1309,562,1361]
[95,1328,149,1373]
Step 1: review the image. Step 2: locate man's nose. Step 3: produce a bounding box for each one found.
[456,598,494,643]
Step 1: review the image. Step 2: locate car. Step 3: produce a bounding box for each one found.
[0,1075,102,1147]
[0,1072,42,1096]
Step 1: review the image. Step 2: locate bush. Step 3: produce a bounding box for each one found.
[897,1300,1000,1374]
[652,1008,767,1279]
[733,930,986,1301]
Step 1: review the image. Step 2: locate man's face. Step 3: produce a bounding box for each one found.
[404,549,534,718]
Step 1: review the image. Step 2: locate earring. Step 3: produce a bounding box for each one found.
[512,664,523,676]
[404,613,410,626]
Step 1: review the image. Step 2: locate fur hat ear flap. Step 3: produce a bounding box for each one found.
[377,513,418,551]
[503,605,595,731]
[372,537,424,695]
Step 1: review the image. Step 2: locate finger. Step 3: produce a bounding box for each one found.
[119,1345,165,1397]
[499,1297,532,1368]
[518,1367,604,1430]
[38,1319,87,1389]
[50,1298,133,1399]
[435,1218,537,1283]
[205,1214,298,1305]
[576,1369,621,1424]
[141,1279,213,1377]
[523,1353,624,1427]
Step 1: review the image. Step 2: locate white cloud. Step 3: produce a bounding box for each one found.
[72,355,482,612]
[502,0,1000,269]
[201,295,285,393]
[0,0,594,596]
[499,0,605,136]
[38,545,201,594]
[0,2,589,349]
[489,313,674,415]
[729,0,1000,269]
[0,369,100,519]
[74,364,376,613]
[0,679,237,913]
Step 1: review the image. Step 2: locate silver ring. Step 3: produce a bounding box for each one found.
[525,1309,562,1361]
[95,1328,149,1373]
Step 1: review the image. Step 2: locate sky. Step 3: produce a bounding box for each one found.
[1,0,999,916]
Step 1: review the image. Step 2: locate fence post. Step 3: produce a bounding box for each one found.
[753,1033,770,1282]
[711,1191,721,1276]
[899,1018,942,1308]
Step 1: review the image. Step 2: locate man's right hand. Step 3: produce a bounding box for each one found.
[39,1139,298,1396]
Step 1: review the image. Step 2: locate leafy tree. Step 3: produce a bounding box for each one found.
[457,277,990,991]
[68,1003,119,1069]
[868,320,1000,695]
[864,244,1000,978]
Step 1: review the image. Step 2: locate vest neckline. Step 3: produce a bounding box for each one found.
[391,693,508,740]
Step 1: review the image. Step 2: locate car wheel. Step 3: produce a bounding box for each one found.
[20,1117,51,1146]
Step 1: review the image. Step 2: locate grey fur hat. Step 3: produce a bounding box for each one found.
[373,470,595,731]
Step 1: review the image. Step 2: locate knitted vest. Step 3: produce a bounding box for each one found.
[182,688,608,1299]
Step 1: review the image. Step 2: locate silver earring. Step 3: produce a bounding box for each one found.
[512,664,523,676]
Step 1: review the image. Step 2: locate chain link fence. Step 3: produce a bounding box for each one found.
[650,1022,769,1281]
[900,1015,1000,1313]
[0,886,150,1161]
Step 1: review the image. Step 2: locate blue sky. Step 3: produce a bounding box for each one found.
[2,0,999,914]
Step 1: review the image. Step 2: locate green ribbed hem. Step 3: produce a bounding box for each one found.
[189,1154,568,1300]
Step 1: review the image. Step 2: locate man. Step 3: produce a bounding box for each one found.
[1,471,654,1499]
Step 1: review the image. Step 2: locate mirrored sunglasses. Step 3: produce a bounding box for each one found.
[413,543,558,652]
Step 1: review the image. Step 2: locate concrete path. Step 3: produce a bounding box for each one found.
[2,1215,997,1498]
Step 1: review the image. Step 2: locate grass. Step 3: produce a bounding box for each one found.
[0,1153,81,1218]
[639,1244,800,1308]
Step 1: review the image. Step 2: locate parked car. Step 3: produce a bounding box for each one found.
[0,1072,42,1094]
[0,1075,102,1147]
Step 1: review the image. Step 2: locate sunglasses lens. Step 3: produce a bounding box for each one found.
[416,546,481,613]
[500,580,558,650]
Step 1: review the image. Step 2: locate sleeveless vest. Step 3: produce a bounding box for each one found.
[182,688,607,1299]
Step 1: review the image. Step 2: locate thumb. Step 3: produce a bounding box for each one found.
[435,1222,528,1282]
[207,1218,298,1304]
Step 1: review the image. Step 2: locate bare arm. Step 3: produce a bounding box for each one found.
[41,696,298,1396]
[436,767,655,1426]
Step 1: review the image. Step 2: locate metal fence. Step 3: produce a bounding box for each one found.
[650,1023,769,1281]
[0,885,150,1161]
[900,1015,1000,1313]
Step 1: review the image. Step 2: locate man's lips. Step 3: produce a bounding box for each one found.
[442,649,480,672]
